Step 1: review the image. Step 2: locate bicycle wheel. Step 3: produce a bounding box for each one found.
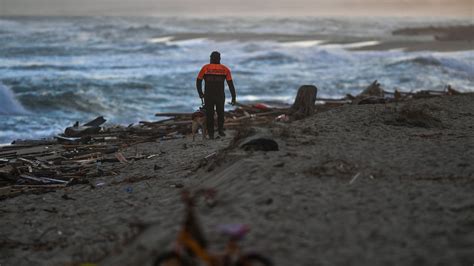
[234,253,273,266]
[154,251,189,266]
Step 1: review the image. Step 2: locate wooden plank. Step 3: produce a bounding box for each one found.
[83,116,107,127]
[12,184,67,189]
[139,118,175,126]
[155,112,193,117]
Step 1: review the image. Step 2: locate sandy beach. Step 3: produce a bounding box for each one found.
[1,92,473,266]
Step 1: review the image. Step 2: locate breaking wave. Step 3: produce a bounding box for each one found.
[0,83,29,115]
[17,91,108,114]
[243,52,298,64]
[389,56,442,67]
[388,56,474,75]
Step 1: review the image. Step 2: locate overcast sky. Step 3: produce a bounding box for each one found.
[0,0,472,17]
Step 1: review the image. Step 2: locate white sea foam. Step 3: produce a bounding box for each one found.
[341,41,381,49]
[238,95,294,103]
[321,41,381,49]
[168,38,208,46]
[148,36,174,44]
[279,40,325,48]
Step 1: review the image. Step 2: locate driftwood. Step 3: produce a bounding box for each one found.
[10,139,56,146]
[0,165,15,177]
[64,116,107,137]
[359,80,384,98]
[1,98,296,199]
[83,116,106,127]
[139,118,175,126]
[0,84,465,199]
[155,112,194,117]
[64,126,101,138]
[358,97,387,105]
[19,174,69,184]
[291,85,318,119]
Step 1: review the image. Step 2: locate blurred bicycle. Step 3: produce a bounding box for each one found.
[154,189,272,266]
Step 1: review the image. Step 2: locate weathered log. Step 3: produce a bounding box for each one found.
[64,126,101,138]
[290,85,318,119]
[10,139,57,146]
[0,165,15,178]
[139,118,175,126]
[316,97,351,103]
[83,116,107,127]
[358,97,388,105]
[155,112,193,117]
[63,116,106,137]
[1,146,57,158]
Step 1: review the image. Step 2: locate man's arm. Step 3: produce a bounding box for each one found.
[225,66,236,104]
[226,80,236,104]
[196,78,204,98]
[196,65,207,98]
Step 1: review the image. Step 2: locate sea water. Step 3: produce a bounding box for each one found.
[0,16,473,143]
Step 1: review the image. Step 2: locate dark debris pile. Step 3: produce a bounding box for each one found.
[0,81,463,199]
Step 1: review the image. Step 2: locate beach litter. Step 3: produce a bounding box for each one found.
[349,172,361,184]
[0,83,463,200]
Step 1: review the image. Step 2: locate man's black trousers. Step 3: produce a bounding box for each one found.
[204,94,225,137]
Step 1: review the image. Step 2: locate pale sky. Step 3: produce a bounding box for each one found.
[0,0,473,17]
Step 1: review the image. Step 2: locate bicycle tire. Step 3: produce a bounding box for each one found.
[153,251,189,266]
[234,253,273,266]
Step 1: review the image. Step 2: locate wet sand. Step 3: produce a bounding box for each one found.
[1,93,474,266]
[353,25,474,52]
[392,25,474,41]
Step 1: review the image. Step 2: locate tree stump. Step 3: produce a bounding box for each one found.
[291,85,318,119]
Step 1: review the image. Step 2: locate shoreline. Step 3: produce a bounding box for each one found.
[2,20,473,144]
[1,91,473,265]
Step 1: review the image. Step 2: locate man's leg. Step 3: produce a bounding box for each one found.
[216,98,225,136]
[205,96,215,139]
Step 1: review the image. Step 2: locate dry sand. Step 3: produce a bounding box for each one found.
[1,94,474,266]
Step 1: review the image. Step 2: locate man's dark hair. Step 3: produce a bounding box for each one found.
[210,51,221,64]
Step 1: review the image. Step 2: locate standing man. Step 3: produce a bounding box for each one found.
[196,51,236,139]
